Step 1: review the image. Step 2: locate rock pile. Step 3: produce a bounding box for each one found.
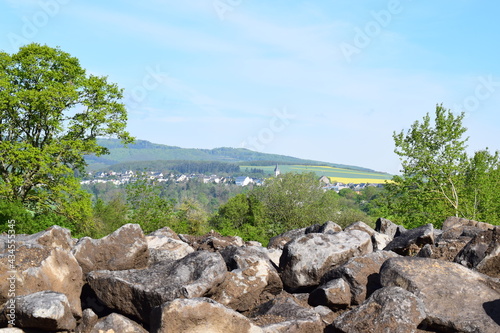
[0,216,499,332]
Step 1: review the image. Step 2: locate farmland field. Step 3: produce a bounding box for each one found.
[241,165,393,184]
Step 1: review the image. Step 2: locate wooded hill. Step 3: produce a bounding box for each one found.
[85,139,383,174]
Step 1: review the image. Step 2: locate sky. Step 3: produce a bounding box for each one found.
[1,0,499,174]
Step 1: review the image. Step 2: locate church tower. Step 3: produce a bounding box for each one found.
[274,164,281,177]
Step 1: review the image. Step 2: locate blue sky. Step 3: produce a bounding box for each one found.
[1,1,499,174]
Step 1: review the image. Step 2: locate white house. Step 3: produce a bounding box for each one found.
[235,176,253,186]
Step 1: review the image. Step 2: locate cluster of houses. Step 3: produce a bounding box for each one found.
[80,170,231,186]
[81,165,383,193]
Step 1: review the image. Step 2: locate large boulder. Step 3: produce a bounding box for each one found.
[146,232,194,265]
[212,246,282,311]
[87,250,227,324]
[279,230,372,291]
[0,245,83,317]
[72,223,149,275]
[329,286,426,333]
[180,231,244,252]
[0,291,76,331]
[383,223,435,256]
[344,221,376,237]
[249,295,324,333]
[90,313,148,333]
[442,216,494,235]
[320,251,399,305]
[454,226,500,278]
[267,227,308,250]
[380,257,500,333]
[150,297,263,333]
[375,218,405,239]
[0,225,75,252]
[308,278,351,310]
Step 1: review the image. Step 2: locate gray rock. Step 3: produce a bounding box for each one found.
[279,230,372,291]
[308,278,351,310]
[318,221,343,234]
[90,313,148,333]
[0,291,76,331]
[150,297,263,333]
[267,227,307,250]
[454,226,500,278]
[375,218,404,239]
[87,250,227,324]
[0,225,75,252]
[321,251,400,305]
[384,223,434,256]
[380,257,500,333]
[75,308,98,333]
[371,232,392,251]
[251,295,324,333]
[344,221,376,236]
[72,223,149,275]
[330,286,426,333]
[146,233,194,265]
[442,216,494,233]
[212,246,282,311]
[0,245,83,317]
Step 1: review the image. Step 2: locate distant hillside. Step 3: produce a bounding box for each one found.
[84,139,384,174]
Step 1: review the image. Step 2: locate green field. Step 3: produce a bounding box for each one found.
[241,165,393,184]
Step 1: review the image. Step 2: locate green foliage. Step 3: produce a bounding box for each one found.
[171,198,210,235]
[125,173,175,234]
[383,104,500,228]
[0,199,77,235]
[0,43,132,233]
[210,172,374,243]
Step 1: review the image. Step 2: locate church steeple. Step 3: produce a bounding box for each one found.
[274,164,281,177]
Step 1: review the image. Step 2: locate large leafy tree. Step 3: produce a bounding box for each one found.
[0,43,133,231]
[385,104,499,227]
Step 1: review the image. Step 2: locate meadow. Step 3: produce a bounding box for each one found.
[241,165,393,184]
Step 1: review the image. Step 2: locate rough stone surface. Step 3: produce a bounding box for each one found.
[250,295,324,333]
[442,216,494,233]
[0,226,75,252]
[90,313,148,333]
[371,232,392,251]
[267,227,307,250]
[72,223,149,275]
[150,297,263,333]
[87,250,227,324]
[308,278,351,310]
[321,251,400,305]
[454,226,500,278]
[317,221,343,234]
[375,218,404,239]
[0,291,76,331]
[330,286,426,333]
[417,238,470,262]
[146,232,194,265]
[75,308,98,333]
[212,246,282,311]
[384,223,435,256]
[181,231,244,251]
[380,256,500,333]
[0,245,83,317]
[344,221,376,236]
[280,230,372,291]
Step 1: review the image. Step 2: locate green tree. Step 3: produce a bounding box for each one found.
[125,174,175,233]
[385,104,499,228]
[0,43,132,233]
[462,150,500,222]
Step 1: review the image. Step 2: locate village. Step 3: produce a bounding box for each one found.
[80,165,384,193]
